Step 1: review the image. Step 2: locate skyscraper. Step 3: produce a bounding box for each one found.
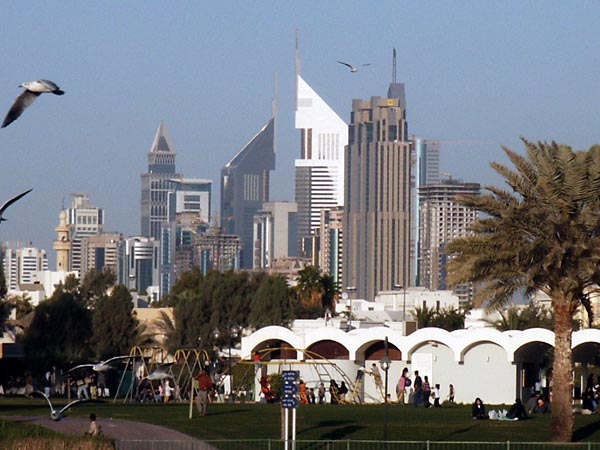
[294,74,347,257]
[68,194,104,274]
[419,179,480,305]
[412,138,440,286]
[80,232,123,279]
[141,121,181,240]
[343,82,412,301]
[220,117,275,268]
[2,243,48,291]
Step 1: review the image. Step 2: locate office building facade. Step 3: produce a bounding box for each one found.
[343,83,412,301]
[252,201,298,269]
[294,75,347,257]
[141,121,182,240]
[220,117,275,268]
[68,194,104,274]
[418,180,480,305]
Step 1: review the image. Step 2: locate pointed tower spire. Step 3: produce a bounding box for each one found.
[392,48,397,84]
[295,30,301,111]
[150,121,175,154]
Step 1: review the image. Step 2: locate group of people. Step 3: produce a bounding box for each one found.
[471,394,550,420]
[395,367,454,407]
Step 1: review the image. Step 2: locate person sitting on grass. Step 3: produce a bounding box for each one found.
[472,397,488,419]
[507,398,528,420]
[532,396,551,414]
[84,413,102,437]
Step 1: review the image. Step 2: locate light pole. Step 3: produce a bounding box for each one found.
[229,326,239,399]
[345,286,356,331]
[393,284,407,326]
[379,336,391,441]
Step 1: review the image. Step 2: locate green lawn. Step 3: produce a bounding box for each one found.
[2,398,600,442]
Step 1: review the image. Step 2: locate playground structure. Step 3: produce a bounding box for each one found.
[116,346,210,403]
[236,347,381,404]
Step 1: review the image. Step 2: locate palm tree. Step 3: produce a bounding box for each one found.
[447,141,600,442]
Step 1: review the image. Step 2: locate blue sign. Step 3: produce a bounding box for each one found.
[283,384,298,395]
[282,397,298,409]
[282,370,299,382]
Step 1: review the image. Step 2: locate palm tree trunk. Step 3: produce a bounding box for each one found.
[551,302,574,442]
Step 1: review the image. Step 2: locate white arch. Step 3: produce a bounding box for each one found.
[573,328,600,348]
[241,326,303,360]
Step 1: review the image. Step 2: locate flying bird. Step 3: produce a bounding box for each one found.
[0,188,32,222]
[143,363,175,381]
[337,61,371,73]
[65,356,138,375]
[2,79,64,128]
[33,391,84,421]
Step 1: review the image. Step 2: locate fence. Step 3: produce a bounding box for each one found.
[114,440,600,450]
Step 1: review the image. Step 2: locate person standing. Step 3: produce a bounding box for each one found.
[370,363,383,397]
[413,370,423,406]
[318,382,326,404]
[422,375,431,407]
[396,367,409,404]
[195,369,212,416]
[448,384,455,403]
[433,384,441,407]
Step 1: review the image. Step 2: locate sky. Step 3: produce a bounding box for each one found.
[1,1,600,263]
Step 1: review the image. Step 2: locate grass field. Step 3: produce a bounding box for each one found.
[2,397,600,442]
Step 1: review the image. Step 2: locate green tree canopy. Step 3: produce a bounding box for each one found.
[294,266,338,319]
[91,284,138,359]
[23,291,92,371]
[447,141,600,441]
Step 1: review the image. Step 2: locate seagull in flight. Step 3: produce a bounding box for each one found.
[0,189,32,222]
[143,363,175,381]
[337,61,371,73]
[65,356,138,375]
[33,391,85,421]
[2,79,64,128]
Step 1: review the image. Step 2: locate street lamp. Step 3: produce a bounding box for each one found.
[393,284,407,327]
[229,326,239,399]
[345,286,356,331]
[379,336,391,442]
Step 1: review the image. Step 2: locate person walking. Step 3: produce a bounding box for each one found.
[195,369,213,416]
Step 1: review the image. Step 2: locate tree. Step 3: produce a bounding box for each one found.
[430,306,468,331]
[294,266,339,319]
[79,269,117,308]
[23,291,92,371]
[447,141,600,441]
[91,284,138,359]
[249,275,293,329]
[413,305,436,328]
[487,302,554,331]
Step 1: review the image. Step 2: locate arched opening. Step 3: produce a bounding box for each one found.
[514,341,553,401]
[364,341,402,361]
[252,339,296,360]
[306,340,349,360]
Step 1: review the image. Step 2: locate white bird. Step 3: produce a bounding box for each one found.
[0,189,32,222]
[337,61,371,73]
[2,79,64,128]
[33,391,84,421]
[143,363,174,381]
[65,356,137,375]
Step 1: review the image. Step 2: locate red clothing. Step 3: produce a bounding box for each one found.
[196,371,212,391]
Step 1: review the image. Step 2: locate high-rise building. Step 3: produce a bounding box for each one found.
[318,206,343,286]
[141,121,182,240]
[253,201,298,269]
[412,138,440,286]
[120,237,160,295]
[418,179,480,305]
[1,243,48,290]
[220,117,275,268]
[343,82,412,301]
[195,230,241,273]
[294,74,347,257]
[80,232,123,278]
[68,194,104,274]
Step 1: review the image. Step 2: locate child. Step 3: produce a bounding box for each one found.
[433,384,441,407]
[85,413,102,437]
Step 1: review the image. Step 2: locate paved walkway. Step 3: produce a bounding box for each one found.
[4,415,217,449]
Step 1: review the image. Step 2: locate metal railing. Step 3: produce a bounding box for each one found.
[114,440,600,450]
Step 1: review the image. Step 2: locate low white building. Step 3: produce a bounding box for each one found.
[241,324,600,405]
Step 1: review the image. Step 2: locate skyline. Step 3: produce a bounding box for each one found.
[1,2,600,257]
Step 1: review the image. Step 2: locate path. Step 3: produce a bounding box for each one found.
[4,416,217,449]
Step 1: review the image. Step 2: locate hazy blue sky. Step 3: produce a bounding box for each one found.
[1,1,599,261]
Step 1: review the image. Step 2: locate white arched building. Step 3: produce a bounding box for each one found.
[242,324,600,405]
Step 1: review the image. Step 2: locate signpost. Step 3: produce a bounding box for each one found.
[282,370,299,450]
